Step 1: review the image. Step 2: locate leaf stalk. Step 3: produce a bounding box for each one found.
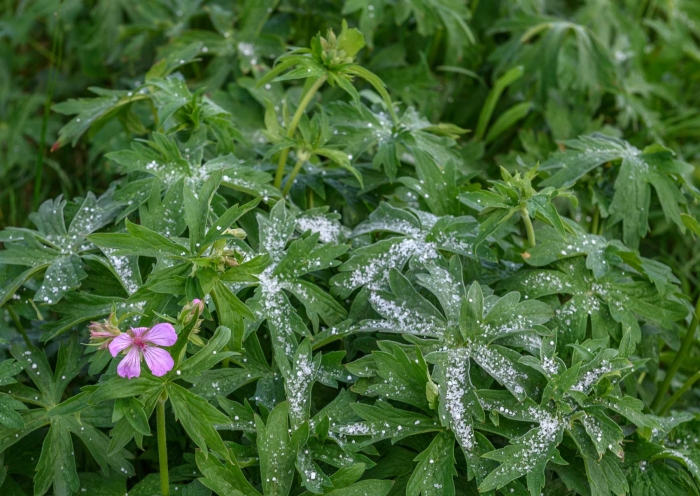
[274,75,328,189]
[652,295,700,412]
[157,396,170,496]
[520,209,536,247]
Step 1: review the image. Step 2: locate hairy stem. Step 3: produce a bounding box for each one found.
[282,157,306,196]
[520,209,536,248]
[652,295,700,412]
[7,306,31,347]
[274,75,327,188]
[157,397,169,496]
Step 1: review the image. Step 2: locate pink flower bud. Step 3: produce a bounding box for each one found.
[179,299,205,326]
[88,319,121,350]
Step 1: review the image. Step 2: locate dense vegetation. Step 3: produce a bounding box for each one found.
[2,1,700,495]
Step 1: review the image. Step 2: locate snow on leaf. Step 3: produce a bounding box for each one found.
[407,431,457,496]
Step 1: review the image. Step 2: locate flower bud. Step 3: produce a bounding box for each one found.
[426,380,439,410]
[223,228,247,239]
[179,299,205,326]
[88,315,121,350]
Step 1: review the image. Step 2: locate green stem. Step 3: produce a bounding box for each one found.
[521,209,536,248]
[282,158,306,196]
[274,75,327,189]
[659,370,700,415]
[427,27,444,66]
[7,306,31,347]
[157,397,169,496]
[652,295,700,412]
[591,207,600,236]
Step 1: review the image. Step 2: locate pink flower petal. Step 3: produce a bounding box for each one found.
[117,347,142,379]
[143,346,174,377]
[108,333,134,357]
[130,327,150,337]
[143,323,177,347]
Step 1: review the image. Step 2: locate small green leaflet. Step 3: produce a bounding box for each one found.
[541,134,693,248]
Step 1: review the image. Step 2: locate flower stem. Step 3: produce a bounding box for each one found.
[273,75,327,189]
[282,157,306,196]
[157,397,169,496]
[520,209,536,248]
[652,295,700,412]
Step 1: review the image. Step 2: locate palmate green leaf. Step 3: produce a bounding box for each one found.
[88,374,164,405]
[341,0,386,48]
[492,16,617,101]
[541,134,693,247]
[352,341,431,412]
[9,340,135,496]
[40,292,126,341]
[327,103,464,181]
[522,226,631,279]
[184,170,223,252]
[580,409,625,460]
[109,135,278,202]
[501,257,686,350]
[358,269,448,339]
[89,218,187,259]
[113,397,150,436]
[196,448,261,496]
[52,87,149,149]
[34,417,80,496]
[599,395,658,430]
[139,178,187,237]
[0,395,26,429]
[0,189,122,305]
[185,368,265,401]
[321,479,393,496]
[399,155,461,216]
[280,339,319,430]
[11,337,85,406]
[332,402,442,448]
[435,348,482,452]
[213,280,252,341]
[75,473,128,496]
[360,272,545,401]
[250,202,348,363]
[177,325,234,377]
[331,204,486,299]
[407,432,457,496]
[256,401,303,496]
[479,413,565,495]
[568,424,628,496]
[65,415,135,477]
[392,0,473,65]
[0,359,22,387]
[168,383,230,459]
[460,166,572,246]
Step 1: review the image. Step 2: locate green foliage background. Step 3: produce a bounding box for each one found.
[1,0,700,495]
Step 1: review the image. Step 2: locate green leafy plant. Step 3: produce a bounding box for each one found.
[2,2,700,496]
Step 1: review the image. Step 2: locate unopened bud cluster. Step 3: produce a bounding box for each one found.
[88,312,121,349]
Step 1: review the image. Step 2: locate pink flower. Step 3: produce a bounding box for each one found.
[108,324,177,379]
